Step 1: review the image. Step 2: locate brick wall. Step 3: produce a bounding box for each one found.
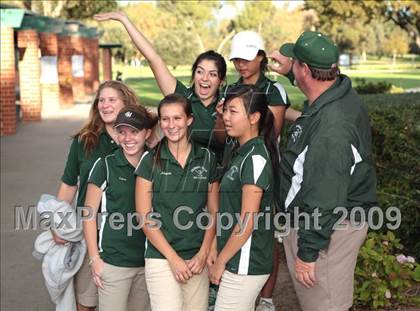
[83,37,94,95]
[39,32,58,56]
[102,48,112,82]
[39,32,60,116]
[71,35,85,102]
[0,27,17,135]
[91,38,100,91]
[17,29,42,122]
[57,35,73,107]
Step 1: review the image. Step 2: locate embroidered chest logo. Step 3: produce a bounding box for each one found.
[291,125,303,143]
[227,165,239,181]
[160,171,172,176]
[118,176,127,182]
[190,166,208,180]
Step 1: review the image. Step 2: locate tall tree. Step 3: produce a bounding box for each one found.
[154,28,200,69]
[157,0,220,52]
[223,2,304,55]
[305,0,420,53]
[7,0,117,20]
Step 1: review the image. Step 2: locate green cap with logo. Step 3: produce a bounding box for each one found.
[280,31,339,69]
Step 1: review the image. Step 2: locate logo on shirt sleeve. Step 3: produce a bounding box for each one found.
[291,125,303,143]
[226,165,239,181]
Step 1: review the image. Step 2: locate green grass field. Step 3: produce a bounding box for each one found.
[114,58,420,107]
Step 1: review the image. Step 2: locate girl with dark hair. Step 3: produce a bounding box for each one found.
[223,31,291,138]
[55,81,141,311]
[83,105,157,311]
[135,94,219,311]
[208,84,278,311]
[95,12,227,152]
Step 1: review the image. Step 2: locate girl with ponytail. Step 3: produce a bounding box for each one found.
[208,84,278,311]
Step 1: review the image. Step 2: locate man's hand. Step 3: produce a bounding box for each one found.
[268,50,293,75]
[295,257,316,288]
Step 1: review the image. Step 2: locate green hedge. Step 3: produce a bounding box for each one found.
[365,93,420,260]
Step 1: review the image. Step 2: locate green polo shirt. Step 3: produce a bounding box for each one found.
[88,147,146,267]
[175,80,224,152]
[135,139,218,260]
[217,136,274,276]
[222,73,290,107]
[61,131,118,208]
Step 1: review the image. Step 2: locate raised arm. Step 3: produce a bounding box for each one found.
[94,11,176,95]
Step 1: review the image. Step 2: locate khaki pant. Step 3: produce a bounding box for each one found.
[283,221,368,311]
[99,263,150,311]
[74,254,98,307]
[215,270,269,311]
[145,258,209,311]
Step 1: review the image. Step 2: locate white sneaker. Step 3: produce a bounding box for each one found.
[255,299,275,311]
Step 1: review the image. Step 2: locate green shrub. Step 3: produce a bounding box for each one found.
[355,78,393,94]
[365,93,420,261]
[353,231,420,310]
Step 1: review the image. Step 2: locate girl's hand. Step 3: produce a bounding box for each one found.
[208,258,225,285]
[206,244,218,268]
[268,50,293,75]
[187,251,207,274]
[94,11,128,23]
[216,98,225,116]
[168,255,193,283]
[90,256,105,289]
[51,229,68,245]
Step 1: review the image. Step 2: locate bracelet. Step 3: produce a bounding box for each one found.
[88,255,100,266]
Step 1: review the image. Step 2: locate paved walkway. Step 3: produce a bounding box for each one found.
[0,103,300,310]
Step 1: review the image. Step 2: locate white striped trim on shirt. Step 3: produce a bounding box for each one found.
[284,146,309,211]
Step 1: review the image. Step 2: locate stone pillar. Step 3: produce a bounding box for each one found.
[39,32,60,116]
[91,38,100,91]
[102,48,112,82]
[71,35,85,102]
[0,27,17,135]
[17,29,42,122]
[57,35,73,107]
[83,37,94,95]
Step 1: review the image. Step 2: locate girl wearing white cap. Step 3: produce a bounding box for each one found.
[220,31,294,311]
[223,30,292,138]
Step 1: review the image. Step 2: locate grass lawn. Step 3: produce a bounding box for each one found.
[115,60,420,107]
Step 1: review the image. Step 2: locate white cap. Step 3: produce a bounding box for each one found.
[229,31,265,61]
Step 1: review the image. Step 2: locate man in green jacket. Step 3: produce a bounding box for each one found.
[276,31,377,311]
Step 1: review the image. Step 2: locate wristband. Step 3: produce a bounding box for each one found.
[88,255,100,266]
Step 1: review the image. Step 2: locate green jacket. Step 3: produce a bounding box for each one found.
[278,75,377,262]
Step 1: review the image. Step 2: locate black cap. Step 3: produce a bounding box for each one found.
[114,109,150,130]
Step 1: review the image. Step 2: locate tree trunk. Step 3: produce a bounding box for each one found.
[217,30,235,54]
[195,33,205,54]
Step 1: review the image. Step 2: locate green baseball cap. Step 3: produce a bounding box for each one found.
[280,31,339,69]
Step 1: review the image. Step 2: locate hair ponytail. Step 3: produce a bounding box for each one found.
[261,109,280,200]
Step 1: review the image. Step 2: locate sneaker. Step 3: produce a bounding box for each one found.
[208,285,218,311]
[255,299,276,311]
